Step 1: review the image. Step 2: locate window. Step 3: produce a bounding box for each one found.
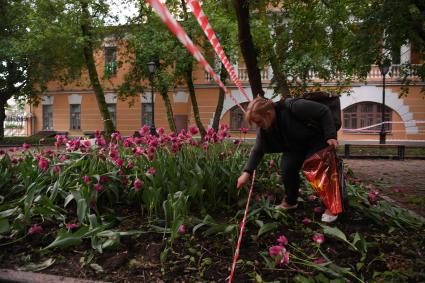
[104,46,117,76]
[42,105,53,130]
[229,102,256,131]
[343,102,392,133]
[107,103,116,126]
[70,104,81,130]
[142,103,153,126]
[391,47,401,65]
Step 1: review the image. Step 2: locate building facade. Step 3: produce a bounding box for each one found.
[26,41,425,144]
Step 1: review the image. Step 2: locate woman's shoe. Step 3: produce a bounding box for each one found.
[278,201,298,211]
[321,212,338,223]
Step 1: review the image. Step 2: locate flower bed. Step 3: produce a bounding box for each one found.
[0,126,424,282]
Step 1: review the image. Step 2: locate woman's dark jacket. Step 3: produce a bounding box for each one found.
[243,98,337,174]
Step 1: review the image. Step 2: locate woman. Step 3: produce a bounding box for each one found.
[236,96,339,223]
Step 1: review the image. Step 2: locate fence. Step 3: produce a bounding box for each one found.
[3,115,27,137]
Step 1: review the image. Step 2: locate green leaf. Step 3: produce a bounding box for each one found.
[256,222,278,239]
[64,193,75,207]
[0,218,10,234]
[44,232,83,250]
[18,258,55,272]
[0,208,18,218]
[89,263,104,273]
[320,224,347,242]
[77,199,87,224]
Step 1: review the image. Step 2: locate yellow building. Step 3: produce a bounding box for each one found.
[27,40,425,145]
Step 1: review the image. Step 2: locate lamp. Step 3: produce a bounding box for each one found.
[147,61,157,135]
[379,61,390,144]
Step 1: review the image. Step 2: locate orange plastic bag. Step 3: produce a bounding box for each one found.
[302,146,343,215]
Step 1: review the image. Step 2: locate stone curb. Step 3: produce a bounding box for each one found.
[380,194,425,223]
[0,269,109,283]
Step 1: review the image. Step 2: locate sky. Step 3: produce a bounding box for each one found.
[106,0,138,25]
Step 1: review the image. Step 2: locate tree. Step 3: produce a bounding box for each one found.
[230,0,425,98]
[0,0,33,139]
[120,5,178,132]
[20,0,115,137]
[80,0,114,136]
[232,0,265,98]
[202,1,240,131]
[179,0,206,137]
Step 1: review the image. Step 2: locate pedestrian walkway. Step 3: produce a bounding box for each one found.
[344,159,425,217]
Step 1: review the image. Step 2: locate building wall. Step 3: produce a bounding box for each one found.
[30,40,425,143]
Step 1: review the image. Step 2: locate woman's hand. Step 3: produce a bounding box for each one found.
[237,172,251,189]
[327,139,338,149]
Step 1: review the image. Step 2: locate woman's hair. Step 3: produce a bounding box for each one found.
[245,97,274,125]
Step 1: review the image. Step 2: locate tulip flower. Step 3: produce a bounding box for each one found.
[28,225,43,235]
[277,235,288,245]
[269,245,285,257]
[312,233,325,244]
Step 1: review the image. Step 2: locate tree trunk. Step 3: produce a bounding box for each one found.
[269,54,291,98]
[161,90,176,132]
[0,102,5,139]
[180,0,206,137]
[212,63,227,131]
[232,0,264,98]
[80,1,114,138]
[186,65,206,137]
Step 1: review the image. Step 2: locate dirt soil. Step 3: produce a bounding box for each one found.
[344,159,425,217]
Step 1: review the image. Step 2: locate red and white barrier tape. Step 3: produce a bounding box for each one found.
[228,170,256,283]
[146,0,246,112]
[186,0,252,102]
[342,120,425,132]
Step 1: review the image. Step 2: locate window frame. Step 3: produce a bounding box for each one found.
[107,103,117,126]
[343,102,392,134]
[229,102,256,132]
[104,46,117,76]
[42,104,53,130]
[141,102,153,127]
[70,104,81,130]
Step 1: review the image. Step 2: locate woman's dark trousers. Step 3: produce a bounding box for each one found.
[280,142,328,205]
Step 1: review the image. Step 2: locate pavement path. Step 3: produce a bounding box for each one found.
[344,159,425,217]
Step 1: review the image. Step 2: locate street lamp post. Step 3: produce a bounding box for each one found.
[147,61,157,136]
[379,63,390,144]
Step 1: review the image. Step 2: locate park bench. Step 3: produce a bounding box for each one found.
[343,144,406,160]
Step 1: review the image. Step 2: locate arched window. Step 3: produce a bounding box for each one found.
[229,102,256,131]
[343,102,392,133]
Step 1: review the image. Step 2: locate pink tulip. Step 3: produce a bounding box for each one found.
[178,224,187,235]
[38,158,49,171]
[114,158,124,167]
[66,223,79,230]
[277,235,288,245]
[312,233,325,244]
[28,225,43,235]
[52,165,61,174]
[82,175,90,184]
[156,127,165,136]
[269,245,285,257]
[302,217,312,225]
[134,178,143,191]
[368,190,379,205]
[308,195,318,201]
[22,143,30,150]
[140,125,150,135]
[94,183,103,192]
[147,167,156,175]
[278,252,290,266]
[314,257,327,264]
[189,126,199,135]
[313,207,323,213]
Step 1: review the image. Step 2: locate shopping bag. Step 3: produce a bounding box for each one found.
[302,146,344,215]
